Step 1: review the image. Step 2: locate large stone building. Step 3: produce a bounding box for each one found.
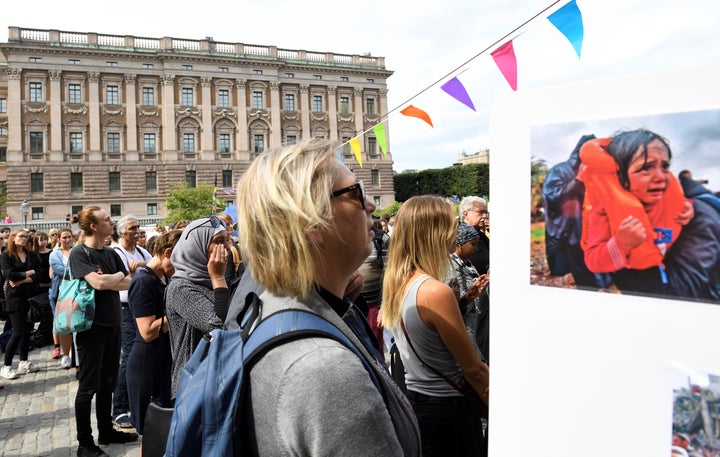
[0,27,394,224]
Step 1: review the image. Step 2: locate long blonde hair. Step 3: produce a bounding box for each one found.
[237,139,338,300]
[380,195,457,329]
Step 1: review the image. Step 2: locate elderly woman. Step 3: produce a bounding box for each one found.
[164,217,231,397]
[578,129,716,299]
[233,139,421,456]
[381,196,489,457]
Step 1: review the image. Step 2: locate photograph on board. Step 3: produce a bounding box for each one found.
[529,109,720,304]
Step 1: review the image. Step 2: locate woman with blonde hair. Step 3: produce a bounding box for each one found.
[231,138,420,456]
[381,195,489,457]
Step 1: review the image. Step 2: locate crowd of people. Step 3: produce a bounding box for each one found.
[4,130,713,455]
[0,138,492,457]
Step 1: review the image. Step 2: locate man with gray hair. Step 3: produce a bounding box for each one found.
[459,196,490,274]
[111,215,151,429]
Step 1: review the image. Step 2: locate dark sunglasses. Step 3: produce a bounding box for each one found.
[184,216,225,240]
[331,180,366,210]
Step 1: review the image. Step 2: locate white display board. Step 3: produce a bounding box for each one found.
[489,63,720,457]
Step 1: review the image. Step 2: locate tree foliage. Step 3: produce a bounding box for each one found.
[393,163,489,202]
[530,157,549,221]
[165,182,217,224]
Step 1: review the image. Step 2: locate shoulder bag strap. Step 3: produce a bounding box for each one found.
[400,319,464,391]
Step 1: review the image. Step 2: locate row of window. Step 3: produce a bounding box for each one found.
[28,169,235,194]
[20,131,379,156]
[32,58,376,84]
[19,202,159,220]
[19,84,378,114]
[24,167,381,195]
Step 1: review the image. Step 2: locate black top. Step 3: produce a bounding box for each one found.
[68,244,128,327]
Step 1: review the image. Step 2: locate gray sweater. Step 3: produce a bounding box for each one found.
[246,290,421,457]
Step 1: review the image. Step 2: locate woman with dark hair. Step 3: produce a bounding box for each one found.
[165,217,230,397]
[579,129,700,297]
[126,229,182,454]
[0,229,42,379]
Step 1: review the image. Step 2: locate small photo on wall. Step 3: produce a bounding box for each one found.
[670,367,720,457]
[529,109,720,305]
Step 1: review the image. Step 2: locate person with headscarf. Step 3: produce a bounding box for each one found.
[449,223,490,362]
[164,216,231,397]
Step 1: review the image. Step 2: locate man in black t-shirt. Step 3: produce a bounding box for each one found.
[68,206,137,457]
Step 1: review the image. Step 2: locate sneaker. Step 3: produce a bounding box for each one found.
[60,355,72,369]
[0,366,17,380]
[51,347,62,359]
[112,412,133,429]
[98,429,138,444]
[17,361,38,374]
[77,442,108,457]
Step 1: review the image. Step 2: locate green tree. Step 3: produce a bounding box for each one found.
[530,157,549,221]
[165,182,217,224]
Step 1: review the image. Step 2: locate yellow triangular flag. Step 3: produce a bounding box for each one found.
[372,124,388,157]
[349,137,362,168]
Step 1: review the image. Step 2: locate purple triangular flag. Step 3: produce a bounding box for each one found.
[440,76,476,111]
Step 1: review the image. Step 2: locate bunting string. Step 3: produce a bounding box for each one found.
[342,0,575,163]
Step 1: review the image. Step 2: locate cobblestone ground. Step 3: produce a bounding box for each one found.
[0,342,140,457]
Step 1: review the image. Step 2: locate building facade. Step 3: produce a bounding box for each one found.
[0,27,395,223]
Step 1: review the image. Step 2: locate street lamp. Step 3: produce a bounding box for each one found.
[20,200,30,229]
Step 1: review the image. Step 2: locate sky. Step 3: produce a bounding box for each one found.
[531,110,720,189]
[2,0,720,174]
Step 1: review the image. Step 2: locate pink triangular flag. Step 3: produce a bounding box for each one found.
[441,76,476,111]
[491,40,518,91]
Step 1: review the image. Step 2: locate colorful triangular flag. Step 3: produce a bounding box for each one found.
[349,137,363,167]
[372,123,388,157]
[491,40,518,91]
[440,76,476,111]
[547,0,584,58]
[400,105,434,127]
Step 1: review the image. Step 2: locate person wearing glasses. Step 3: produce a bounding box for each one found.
[1,229,42,380]
[111,215,152,430]
[229,139,421,456]
[165,216,231,397]
[459,196,490,275]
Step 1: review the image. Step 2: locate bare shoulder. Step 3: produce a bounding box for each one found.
[417,276,454,301]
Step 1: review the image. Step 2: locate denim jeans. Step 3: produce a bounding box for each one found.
[406,390,486,457]
[112,305,136,416]
[75,323,121,445]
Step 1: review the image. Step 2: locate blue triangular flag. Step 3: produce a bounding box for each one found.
[547,0,584,58]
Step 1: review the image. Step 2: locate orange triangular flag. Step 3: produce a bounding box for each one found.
[400,105,434,127]
[349,137,363,167]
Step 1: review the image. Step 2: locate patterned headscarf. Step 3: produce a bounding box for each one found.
[456,223,479,246]
[170,217,226,288]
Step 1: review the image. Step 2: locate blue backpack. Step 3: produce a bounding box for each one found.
[164,293,381,457]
